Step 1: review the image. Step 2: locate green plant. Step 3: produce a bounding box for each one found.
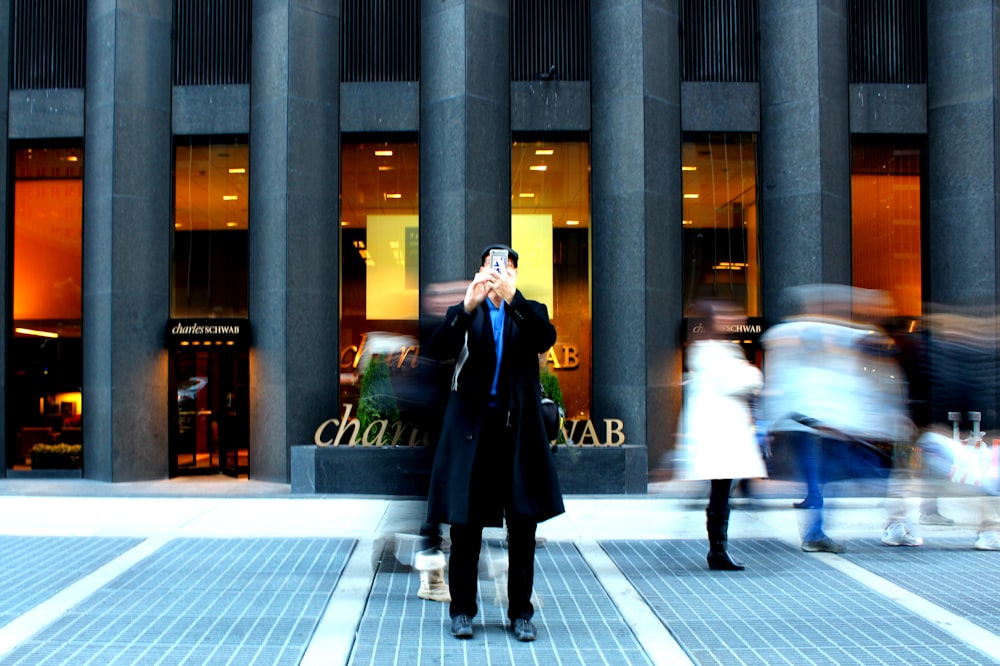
[31,442,82,469]
[357,355,400,443]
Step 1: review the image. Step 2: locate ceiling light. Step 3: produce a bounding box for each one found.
[519,193,535,198]
[529,165,547,171]
[566,220,579,226]
[15,327,58,338]
[341,221,350,226]
[384,193,402,199]
[66,156,79,162]
[175,222,183,228]
[375,150,393,157]
[682,165,697,171]
[682,220,693,225]
[223,195,238,201]
[683,193,699,199]
[378,166,394,171]
[535,149,554,156]
[228,167,246,174]
[226,222,238,227]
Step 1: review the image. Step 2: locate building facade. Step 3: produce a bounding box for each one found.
[2,1,998,490]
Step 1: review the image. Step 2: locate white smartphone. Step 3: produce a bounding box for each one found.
[489,249,508,274]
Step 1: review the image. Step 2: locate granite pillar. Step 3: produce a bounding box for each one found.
[83,0,173,481]
[926,0,1000,309]
[249,0,341,482]
[759,0,852,319]
[590,0,681,471]
[0,0,9,473]
[419,0,510,286]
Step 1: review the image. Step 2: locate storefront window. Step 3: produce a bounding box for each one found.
[339,139,420,419]
[7,144,83,471]
[851,136,923,316]
[512,138,591,421]
[171,136,249,317]
[682,133,760,316]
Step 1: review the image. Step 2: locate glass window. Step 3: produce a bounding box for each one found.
[512,138,591,421]
[171,136,249,317]
[7,144,84,471]
[682,132,760,316]
[851,136,923,316]
[339,139,420,418]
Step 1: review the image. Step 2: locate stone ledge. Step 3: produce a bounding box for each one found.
[291,444,648,496]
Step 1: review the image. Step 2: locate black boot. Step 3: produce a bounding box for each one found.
[706,508,745,571]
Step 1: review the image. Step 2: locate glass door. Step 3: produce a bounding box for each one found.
[170,347,248,477]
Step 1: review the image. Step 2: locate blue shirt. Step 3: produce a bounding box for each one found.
[487,298,505,400]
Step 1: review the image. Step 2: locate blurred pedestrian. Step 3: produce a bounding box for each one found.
[919,310,1000,549]
[423,244,564,641]
[675,299,766,570]
[762,285,913,553]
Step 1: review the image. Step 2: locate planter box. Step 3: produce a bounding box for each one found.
[291,443,648,496]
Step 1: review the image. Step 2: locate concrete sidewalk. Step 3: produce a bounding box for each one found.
[1,478,999,664]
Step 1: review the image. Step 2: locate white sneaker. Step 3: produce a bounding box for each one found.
[974,530,1000,551]
[413,548,446,571]
[881,521,924,547]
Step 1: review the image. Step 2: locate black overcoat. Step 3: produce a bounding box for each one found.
[425,291,565,527]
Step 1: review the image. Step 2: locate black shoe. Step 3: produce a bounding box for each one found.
[450,614,473,639]
[707,550,746,571]
[511,618,536,642]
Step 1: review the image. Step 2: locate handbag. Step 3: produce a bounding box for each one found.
[539,380,564,443]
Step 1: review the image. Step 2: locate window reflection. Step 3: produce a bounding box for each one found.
[682,132,760,316]
[512,138,591,420]
[8,144,83,471]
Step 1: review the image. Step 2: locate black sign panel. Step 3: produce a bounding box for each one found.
[166,318,251,349]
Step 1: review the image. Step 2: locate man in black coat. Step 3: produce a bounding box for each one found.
[424,244,565,642]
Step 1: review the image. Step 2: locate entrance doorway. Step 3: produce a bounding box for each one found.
[169,346,248,477]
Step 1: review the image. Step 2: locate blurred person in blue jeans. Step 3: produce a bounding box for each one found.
[675,299,767,570]
[762,285,914,552]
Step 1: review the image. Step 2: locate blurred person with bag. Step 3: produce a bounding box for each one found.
[762,285,913,553]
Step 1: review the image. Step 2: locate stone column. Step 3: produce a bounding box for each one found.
[0,0,9,473]
[926,1,1000,309]
[419,0,510,286]
[83,0,173,480]
[759,0,851,318]
[249,0,341,482]
[590,0,682,469]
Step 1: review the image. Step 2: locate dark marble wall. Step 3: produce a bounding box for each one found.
[759,0,851,320]
[926,0,1000,308]
[83,0,173,481]
[419,0,511,286]
[0,0,8,473]
[249,0,341,482]
[591,0,680,474]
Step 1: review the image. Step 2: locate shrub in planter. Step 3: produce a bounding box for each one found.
[31,442,82,469]
[357,355,400,443]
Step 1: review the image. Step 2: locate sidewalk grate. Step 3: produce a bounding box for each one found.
[350,537,653,665]
[0,536,141,630]
[841,536,1000,635]
[601,538,998,666]
[0,537,353,666]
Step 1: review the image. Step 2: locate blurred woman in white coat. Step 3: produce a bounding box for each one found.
[676,300,767,570]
